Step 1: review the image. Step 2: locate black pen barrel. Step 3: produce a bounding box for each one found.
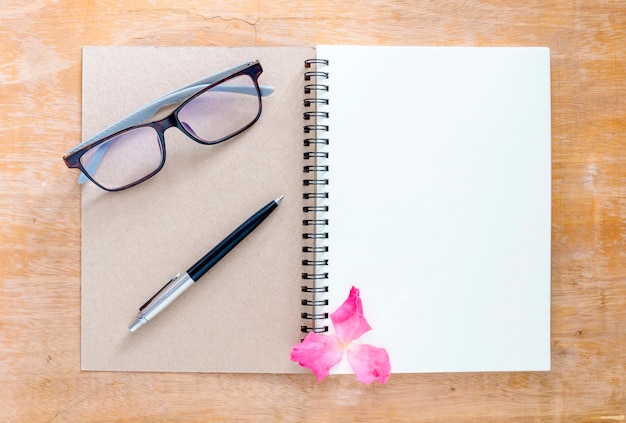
[186,198,280,281]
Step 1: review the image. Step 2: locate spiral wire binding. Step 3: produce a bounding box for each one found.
[301,58,330,334]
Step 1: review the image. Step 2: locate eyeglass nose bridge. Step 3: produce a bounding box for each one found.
[150,112,178,133]
[150,111,206,147]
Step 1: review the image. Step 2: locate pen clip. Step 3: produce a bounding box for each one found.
[139,273,180,311]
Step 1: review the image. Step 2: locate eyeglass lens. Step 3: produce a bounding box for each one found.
[178,74,260,143]
[80,126,163,191]
[79,73,260,191]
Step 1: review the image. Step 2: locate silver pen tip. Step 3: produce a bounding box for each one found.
[129,318,145,332]
[275,195,285,204]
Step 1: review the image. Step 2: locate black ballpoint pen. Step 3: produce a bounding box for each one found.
[129,196,283,332]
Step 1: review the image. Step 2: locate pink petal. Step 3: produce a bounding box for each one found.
[290,332,344,381]
[346,343,391,384]
[330,286,372,344]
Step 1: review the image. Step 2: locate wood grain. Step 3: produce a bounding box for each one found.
[1,0,624,421]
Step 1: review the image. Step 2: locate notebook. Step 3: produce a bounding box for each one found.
[80,45,551,373]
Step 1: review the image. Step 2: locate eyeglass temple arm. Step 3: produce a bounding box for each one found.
[75,63,274,184]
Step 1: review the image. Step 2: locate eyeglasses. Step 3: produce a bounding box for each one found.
[63,61,273,192]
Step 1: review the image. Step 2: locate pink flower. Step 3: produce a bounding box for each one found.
[290,286,391,384]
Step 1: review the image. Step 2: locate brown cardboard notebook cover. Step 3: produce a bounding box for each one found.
[81,46,313,372]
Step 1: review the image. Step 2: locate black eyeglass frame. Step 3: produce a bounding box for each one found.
[63,61,264,192]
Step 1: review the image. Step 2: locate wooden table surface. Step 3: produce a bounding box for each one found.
[1,1,625,421]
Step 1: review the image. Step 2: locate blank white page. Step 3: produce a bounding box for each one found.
[317,46,551,373]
